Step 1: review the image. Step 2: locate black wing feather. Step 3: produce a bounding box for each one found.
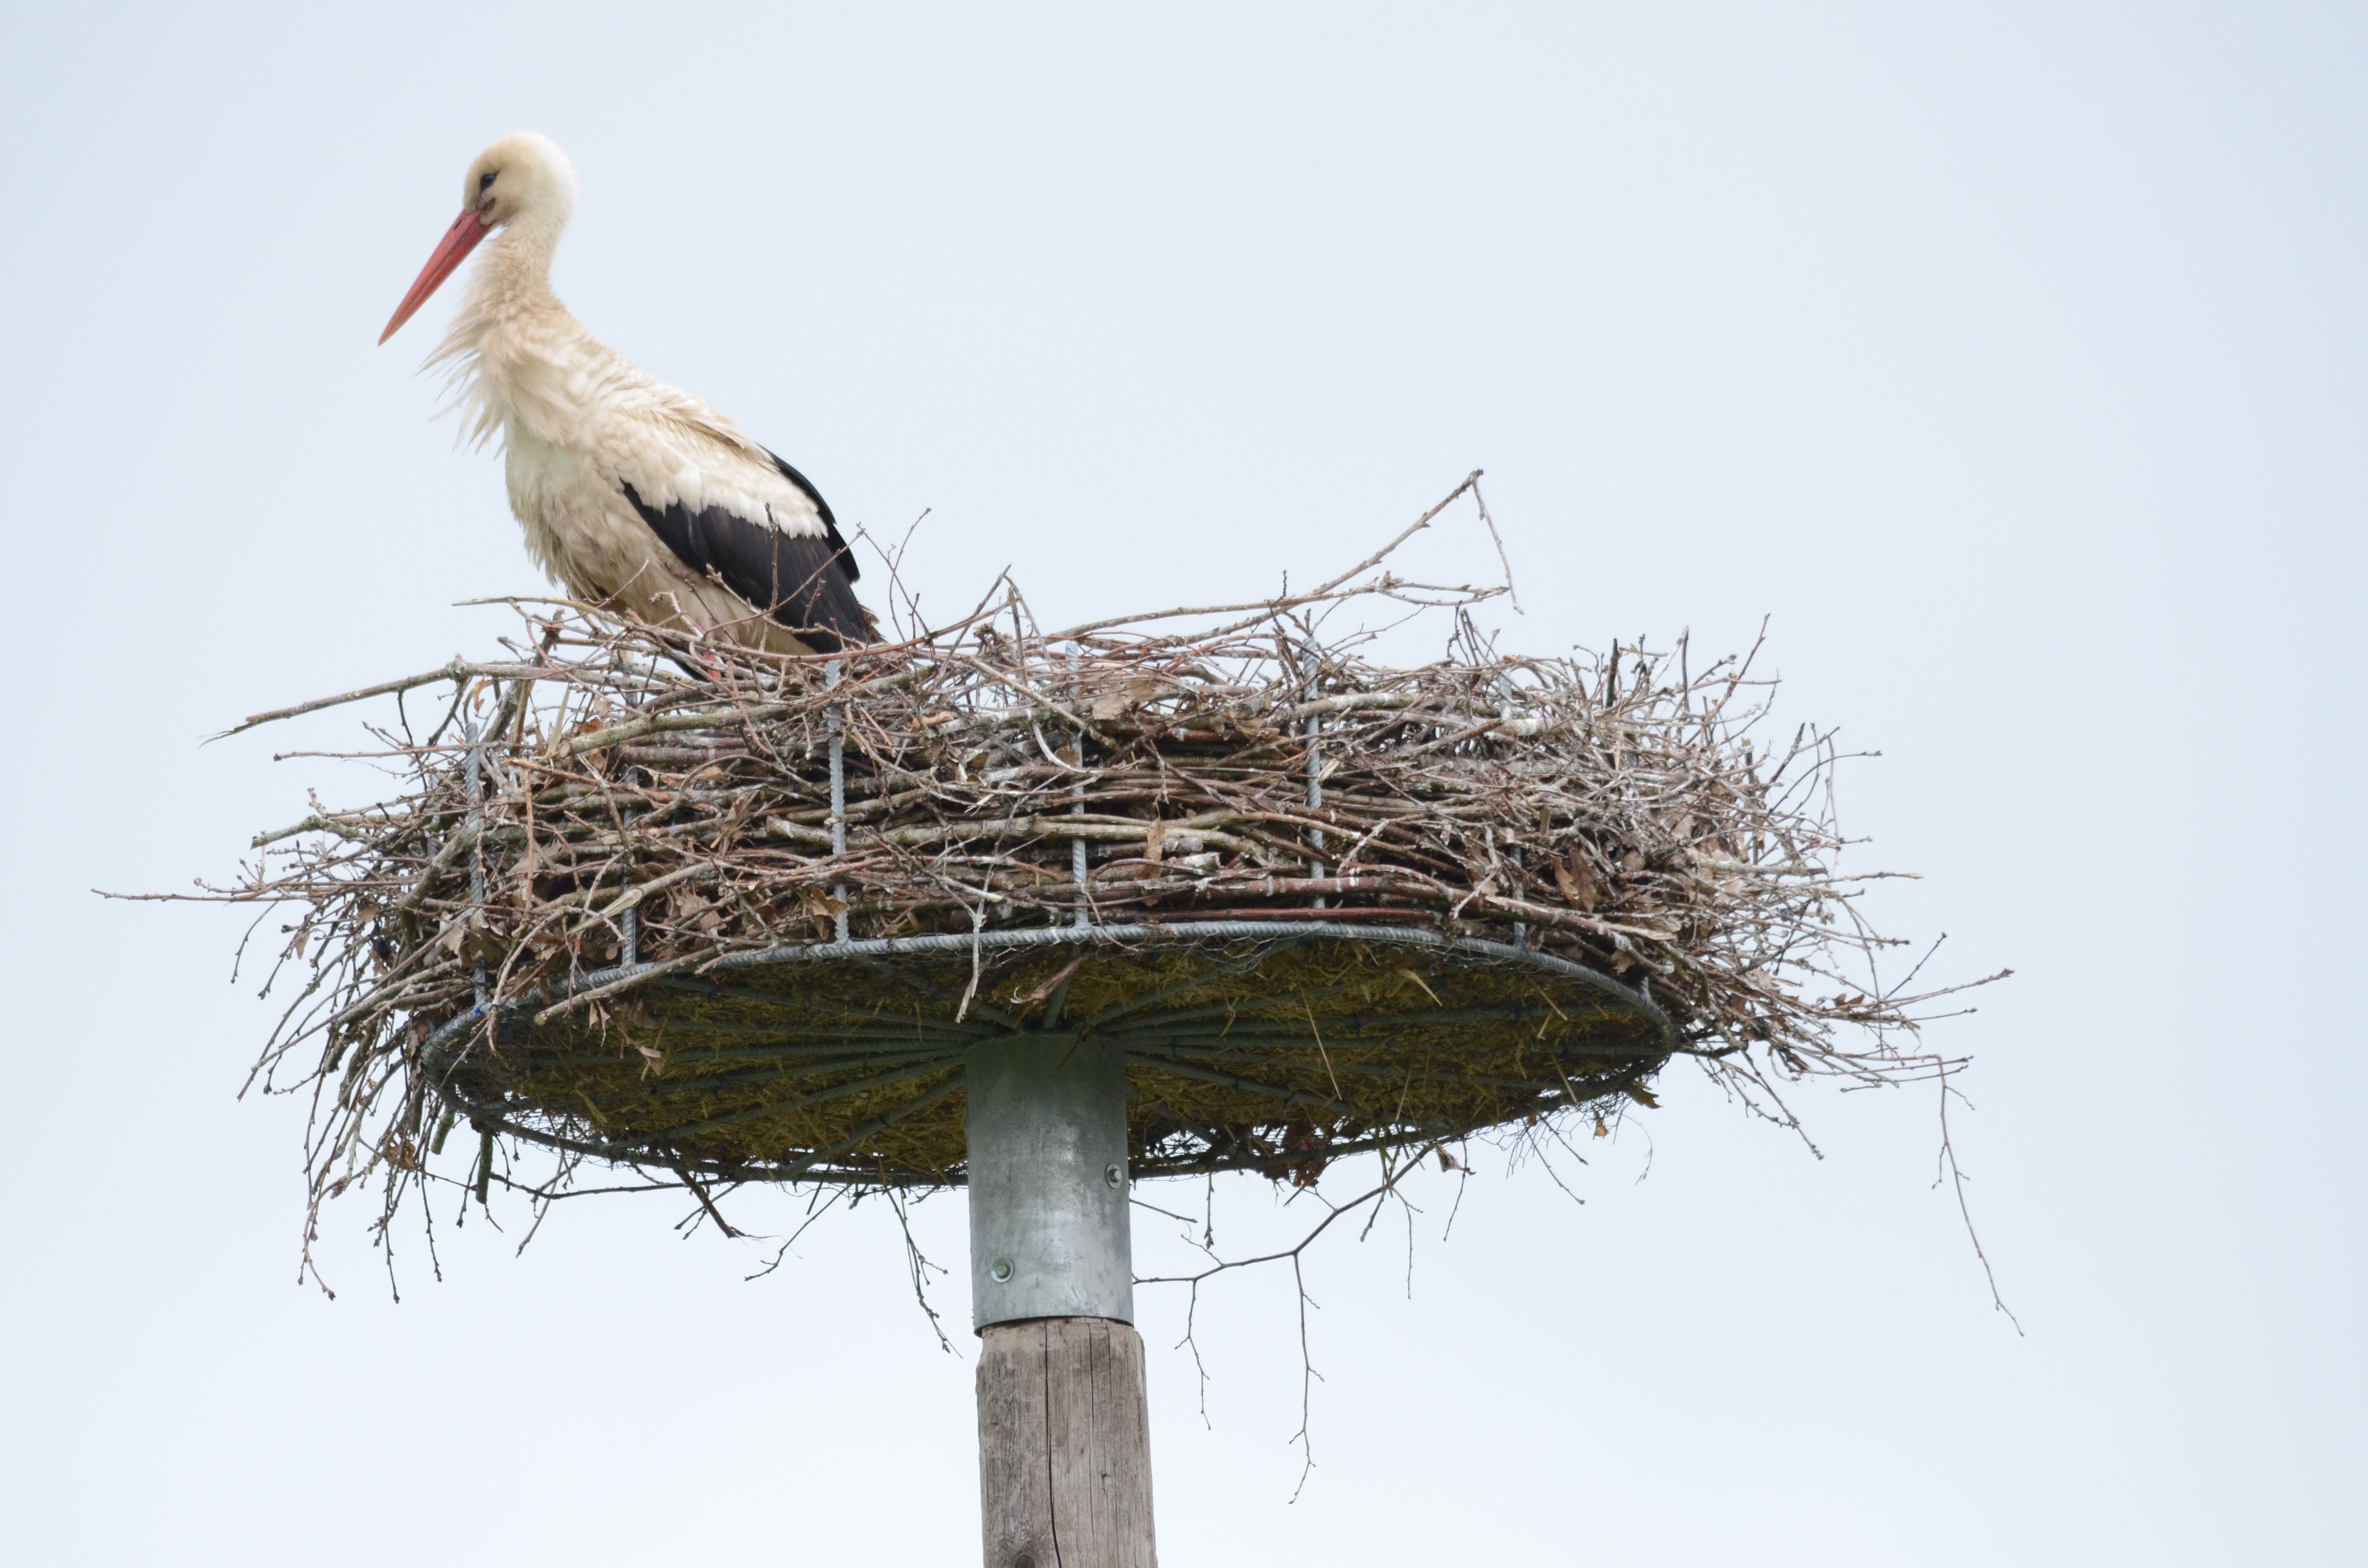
[620,462,871,652]
[763,448,858,583]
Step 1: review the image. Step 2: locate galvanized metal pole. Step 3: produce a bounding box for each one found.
[967,1034,1155,1568]
[826,659,849,943]
[1301,646,1326,909]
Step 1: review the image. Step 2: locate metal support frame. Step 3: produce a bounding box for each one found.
[1071,772,1089,929]
[1302,646,1326,906]
[826,659,849,943]
[464,710,491,1009]
[967,1031,1152,1566]
[965,1034,1134,1329]
[419,919,1676,1187]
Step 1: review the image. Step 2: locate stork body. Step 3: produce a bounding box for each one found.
[382,134,868,654]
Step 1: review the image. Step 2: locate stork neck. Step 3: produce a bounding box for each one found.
[483,209,566,301]
[431,205,583,447]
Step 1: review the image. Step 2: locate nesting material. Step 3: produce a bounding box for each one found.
[212,529,1969,1238]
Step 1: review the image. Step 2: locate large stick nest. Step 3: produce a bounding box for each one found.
[197,496,1980,1271]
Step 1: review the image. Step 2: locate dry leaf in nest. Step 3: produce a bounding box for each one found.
[800,889,848,939]
[1553,844,1602,911]
[1089,677,1165,721]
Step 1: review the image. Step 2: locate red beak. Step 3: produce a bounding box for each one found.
[379,208,491,344]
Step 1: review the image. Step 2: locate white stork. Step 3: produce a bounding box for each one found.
[380,132,870,654]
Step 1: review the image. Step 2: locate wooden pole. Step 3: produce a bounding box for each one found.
[977,1317,1157,1568]
[968,1034,1156,1566]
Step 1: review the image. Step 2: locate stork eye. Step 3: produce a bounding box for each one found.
[479,171,497,192]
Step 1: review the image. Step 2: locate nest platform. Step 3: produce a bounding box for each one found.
[426,921,1674,1187]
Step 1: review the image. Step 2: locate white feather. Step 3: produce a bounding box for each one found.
[418,133,833,653]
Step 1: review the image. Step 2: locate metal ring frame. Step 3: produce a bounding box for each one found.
[420,920,1678,1188]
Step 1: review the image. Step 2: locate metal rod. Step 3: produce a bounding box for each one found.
[1303,646,1326,907]
[1100,1007,1649,1037]
[509,1048,963,1096]
[777,1073,968,1182]
[1124,1048,1634,1093]
[1509,845,1526,948]
[464,698,490,1008]
[1084,980,1377,1034]
[1118,1051,1361,1119]
[827,658,848,943]
[650,1055,964,1142]
[1071,741,1090,929]
[1063,967,1269,1034]
[651,977,997,1033]
[580,1010,987,1041]
[503,1036,971,1067]
[824,658,852,938]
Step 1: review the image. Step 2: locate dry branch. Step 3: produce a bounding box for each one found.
[161,508,1982,1292]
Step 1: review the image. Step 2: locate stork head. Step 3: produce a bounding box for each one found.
[380,132,579,344]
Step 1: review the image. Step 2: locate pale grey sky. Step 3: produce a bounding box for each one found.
[2,4,2360,1564]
